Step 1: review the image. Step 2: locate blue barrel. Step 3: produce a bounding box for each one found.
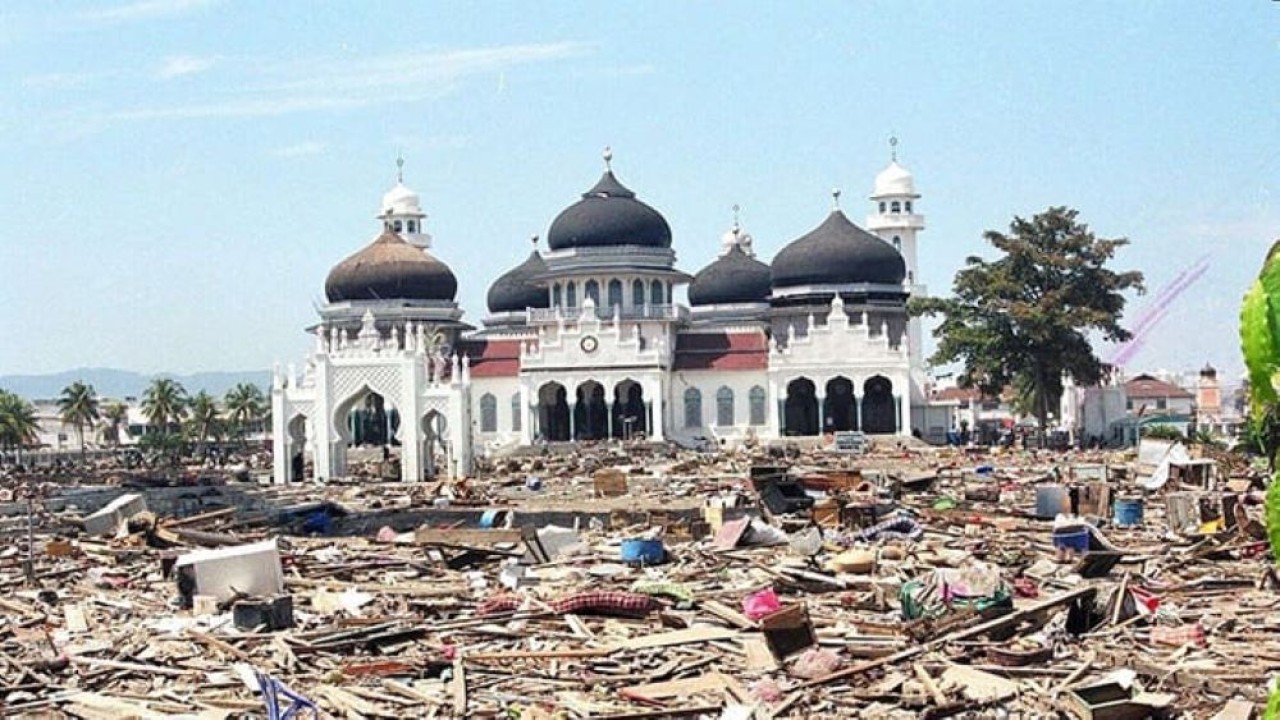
[1052,527,1090,553]
[620,538,666,566]
[1114,498,1144,527]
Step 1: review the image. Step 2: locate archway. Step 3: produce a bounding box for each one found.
[574,381,608,440]
[420,411,447,480]
[343,391,400,447]
[332,388,403,479]
[861,376,896,434]
[784,378,819,436]
[287,414,310,482]
[538,383,570,442]
[824,376,857,432]
[612,379,647,439]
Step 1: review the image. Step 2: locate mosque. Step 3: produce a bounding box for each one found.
[271,147,944,483]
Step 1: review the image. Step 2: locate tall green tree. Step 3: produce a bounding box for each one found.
[911,207,1144,440]
[187,391,220,458]
[100,401,129,447]
[0,390,39,461]
[57,381,100,459]
[142,378,188,436]
[224,382,266,448]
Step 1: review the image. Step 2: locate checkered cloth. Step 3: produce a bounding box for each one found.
[853,514,923,543]
[477,594,522,616]
[551,590,657,617]
[1150,623,1205,648]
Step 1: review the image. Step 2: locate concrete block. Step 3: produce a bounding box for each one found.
[174,539,284,603]
[82,493,147,537]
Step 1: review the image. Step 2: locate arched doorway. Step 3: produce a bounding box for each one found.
[420,411,447,480]
[861,376,896,434]
[574,381,608,440]
[538,383,570,442]
[344,391,400,447]
[612,380,647,439]
[287,414,309,482]
[824,376,857,432]
[333,388,402,479]
[784,378,819,436]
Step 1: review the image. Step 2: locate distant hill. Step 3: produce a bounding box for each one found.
[0,368,272,401]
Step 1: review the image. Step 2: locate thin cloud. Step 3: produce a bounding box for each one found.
[77,0,221,24]
[103,42,593,124]
[22,72,103,89]
[274,141,328,158]
[157,55,219,80]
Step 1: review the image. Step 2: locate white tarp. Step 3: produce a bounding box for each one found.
[1140,441,1190,490]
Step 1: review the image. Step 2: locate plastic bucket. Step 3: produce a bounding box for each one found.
[620,538,666,566]
[1114,498,1144,527]
[1052,528,1090,553]
[1035,485,1070,519]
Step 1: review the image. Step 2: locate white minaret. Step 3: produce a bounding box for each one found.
[377,156,432,249]
[867,137,926,371]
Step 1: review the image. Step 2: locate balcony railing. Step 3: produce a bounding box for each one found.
[527,304,683,323]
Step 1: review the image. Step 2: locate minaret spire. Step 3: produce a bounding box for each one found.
[396,153,405,183]
[732,203,741,231]
[603,146,613,172]
[889,135,898,162]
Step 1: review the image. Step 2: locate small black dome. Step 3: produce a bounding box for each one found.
[325,229,457,303]
[546,171,672,251]
[487,249,549,313]
[688,245,772,306]
[771,211,905,288]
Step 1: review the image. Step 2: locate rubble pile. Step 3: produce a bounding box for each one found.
[0,438,1273,718]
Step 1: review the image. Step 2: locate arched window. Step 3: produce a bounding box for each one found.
[510,393,522,432]
[716,387,734,427]
[651,280,665,305]
[890,201,901,213]
[892,236,902,252]
[407,220,417,233]
[683,388,702,429]
[479,393,497,432]
[632,279,645,307]
[585,280,601,305]
[749,386,767,426]
[566,283,577,308]
[904,201,912,213]
[552,284,563,308]
[878,201,886,213]
[608,279,623,309]
[393,220,403,232]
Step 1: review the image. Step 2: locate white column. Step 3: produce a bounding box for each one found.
[271,386,288,485]
[314,363,333,482]
[768,379,782,439]
[400,361,422,482]
[648,381,665,441]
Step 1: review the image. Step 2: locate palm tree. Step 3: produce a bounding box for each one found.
[0,390,40,464]
[224,382,266,448]
[57,381,100,460]
[187,391,220,458]
[100,401,129,447]
[142,378,188,436]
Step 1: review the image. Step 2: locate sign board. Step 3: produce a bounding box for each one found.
[832,431,867,454]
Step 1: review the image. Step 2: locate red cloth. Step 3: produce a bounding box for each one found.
[1150,623,1205,648]
[551,591,656,617]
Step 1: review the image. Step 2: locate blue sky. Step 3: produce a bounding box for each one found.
[1,1,1276,384]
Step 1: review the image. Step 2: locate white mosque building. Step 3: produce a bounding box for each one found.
[271,148,942,483]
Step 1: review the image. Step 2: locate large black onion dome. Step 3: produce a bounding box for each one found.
[688,245,772,306]
[546,171,672,250]
[325,228,457,302]
[487,249,549,313]
[771,210,905,288]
